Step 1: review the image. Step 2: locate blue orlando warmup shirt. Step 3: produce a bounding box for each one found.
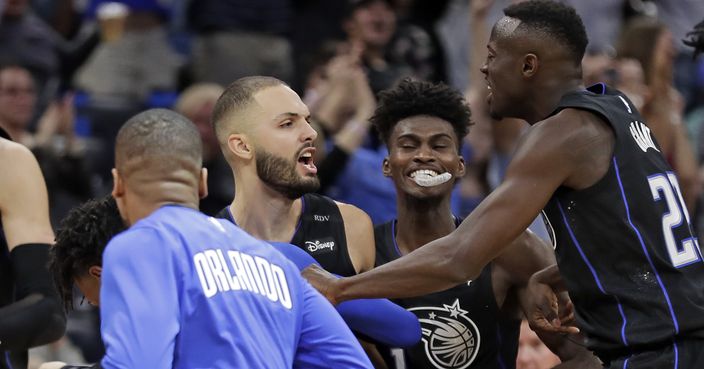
[99,205,372,369]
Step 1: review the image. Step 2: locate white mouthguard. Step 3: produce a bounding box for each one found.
[413,172,452,187]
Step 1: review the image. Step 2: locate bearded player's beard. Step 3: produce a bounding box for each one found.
[255,146,320,199]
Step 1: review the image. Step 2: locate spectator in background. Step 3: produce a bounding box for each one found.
[0,0,62,98]
[390,0,450,83]
[0,64,91,226]
[342,0,411,94]
[618,17,701,213]
[0,0,99,112]
[302,42,378,193]
[516,320,561,369]
[74,0,183,103]
[173,83,233,215]
[189,0,294,86]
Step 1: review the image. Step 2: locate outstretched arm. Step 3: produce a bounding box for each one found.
[271,242,421,348]
[304,110,610,304]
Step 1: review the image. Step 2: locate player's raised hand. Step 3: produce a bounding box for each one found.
[302,264,341,305]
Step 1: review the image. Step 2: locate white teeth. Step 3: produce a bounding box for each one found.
[301,152,312,158]
[413,172,452,187]
[410,169,438,178]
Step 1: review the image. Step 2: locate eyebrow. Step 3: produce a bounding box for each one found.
[396,132,454,141]
[272,112,312,122]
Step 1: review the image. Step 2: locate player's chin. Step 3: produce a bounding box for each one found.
[488,107,504,121]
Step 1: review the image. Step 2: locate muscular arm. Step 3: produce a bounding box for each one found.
[0,141,65,350]
[338,203,376,273]
[310,110,613,304]
[0,141,55,249]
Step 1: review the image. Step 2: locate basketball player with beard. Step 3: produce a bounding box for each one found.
[211,76,375,277]
[372,79,599,368]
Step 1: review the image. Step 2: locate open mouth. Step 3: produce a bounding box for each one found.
[297,148,317,175]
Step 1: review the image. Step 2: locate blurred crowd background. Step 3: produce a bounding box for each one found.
[1,0,702,368]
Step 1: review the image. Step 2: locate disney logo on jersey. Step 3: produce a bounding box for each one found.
[630,121,660,153]
[304,238,336,254]
[408,299,480,369]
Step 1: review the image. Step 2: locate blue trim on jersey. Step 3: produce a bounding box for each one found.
[4,351,13,369]
[674,341,679,369]
[556,200,629,346]
[613,157,680,334]
[622,357,629,369]
[391,220,402,257]
[495,324,507,369]
[616,303,629,348]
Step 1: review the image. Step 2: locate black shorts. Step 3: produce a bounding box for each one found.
[605,340,704,369]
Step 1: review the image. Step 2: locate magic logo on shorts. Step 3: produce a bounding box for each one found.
[409,299,480,369]
[304,238,336,254]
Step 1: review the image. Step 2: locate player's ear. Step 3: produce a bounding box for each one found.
[111,168,124,199]
[228,133,253,160]
[198,167,209,200]
[88,266,102,280]
[382,157,391,177]
[456,155,466,178]
[522,53,539,77]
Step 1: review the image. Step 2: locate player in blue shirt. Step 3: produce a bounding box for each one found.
[52,108,372,369]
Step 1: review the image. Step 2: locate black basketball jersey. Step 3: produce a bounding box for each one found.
[375,220,520,369]
[216,193,357,276]
[542,84,704,355]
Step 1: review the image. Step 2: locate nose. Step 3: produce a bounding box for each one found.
[413,144,435,163]
[301,119,318,142]
[480,63,488,76]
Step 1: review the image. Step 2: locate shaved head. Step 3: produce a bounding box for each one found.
[211,76,287,146]
[115,108,202,179]
[501,0,588,65]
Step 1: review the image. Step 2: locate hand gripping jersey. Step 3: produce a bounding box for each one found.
[374,219,520,369]
[542,83,704,356]
[99,205,372,369]
[217,193,357,276]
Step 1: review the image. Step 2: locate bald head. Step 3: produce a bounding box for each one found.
[115,108,202,178]
[211,76,287,145]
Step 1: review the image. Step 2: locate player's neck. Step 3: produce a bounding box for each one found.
[230,181,302,242]
[525,77,583,124]
[124,183,200,225]
[394,195,456,255]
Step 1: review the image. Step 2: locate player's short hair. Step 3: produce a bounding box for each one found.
[115,108,202,174]
[211,76,287,144]
[49,196,125,310]
[371,78,471,151]
[504,0,588,65]
[684,19,704,58]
